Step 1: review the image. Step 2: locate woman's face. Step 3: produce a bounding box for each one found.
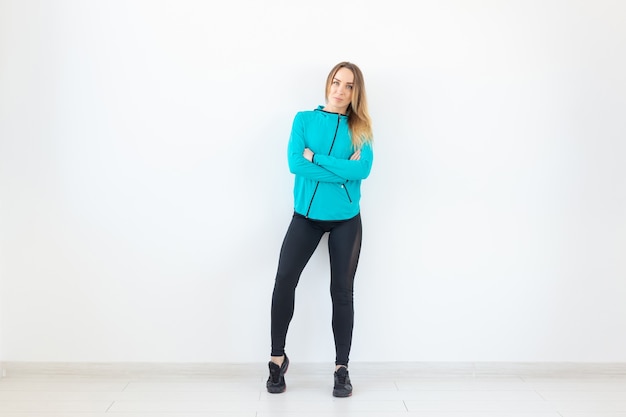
[325,67,354,114]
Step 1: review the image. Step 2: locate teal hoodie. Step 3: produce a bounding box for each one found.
[287,106,373,221]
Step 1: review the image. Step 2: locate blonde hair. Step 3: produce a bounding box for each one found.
[325,62,373,148]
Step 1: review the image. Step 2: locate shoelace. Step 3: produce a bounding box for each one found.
[269,366,281,383]
[336,371,347,385]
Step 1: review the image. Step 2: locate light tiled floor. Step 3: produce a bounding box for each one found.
[1,362,626,416]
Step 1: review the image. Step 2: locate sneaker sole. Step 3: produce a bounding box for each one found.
[333,390,352,397]
[267,385,286,394]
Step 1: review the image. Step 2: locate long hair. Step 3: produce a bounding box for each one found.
[325,62,373,148]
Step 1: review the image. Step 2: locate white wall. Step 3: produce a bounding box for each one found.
[1,0,625,363]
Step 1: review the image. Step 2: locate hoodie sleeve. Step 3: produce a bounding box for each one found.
[312,142,373,181]
[287,113,346,183]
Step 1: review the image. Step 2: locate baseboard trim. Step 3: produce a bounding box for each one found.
[2,361,626,378]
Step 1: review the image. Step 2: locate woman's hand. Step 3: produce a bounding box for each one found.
[349,149,361,160]
[303,148,314,162]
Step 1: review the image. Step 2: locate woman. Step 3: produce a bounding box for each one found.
[267,62,374,397]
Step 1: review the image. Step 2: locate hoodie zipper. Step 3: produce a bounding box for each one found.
[305,114,341,218]
[342,184,352,203]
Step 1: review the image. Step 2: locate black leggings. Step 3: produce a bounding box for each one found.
[270,212,362,366]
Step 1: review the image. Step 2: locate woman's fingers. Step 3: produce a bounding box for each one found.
[349,149,361,160]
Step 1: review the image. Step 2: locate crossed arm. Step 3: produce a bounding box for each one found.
[289,143,373,182]
[287,114,373,182]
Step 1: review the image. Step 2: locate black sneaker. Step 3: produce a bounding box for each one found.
[266,354,289,393]
[333,366,353,397]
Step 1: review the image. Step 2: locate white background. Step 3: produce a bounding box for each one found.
[1,0,625,364]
